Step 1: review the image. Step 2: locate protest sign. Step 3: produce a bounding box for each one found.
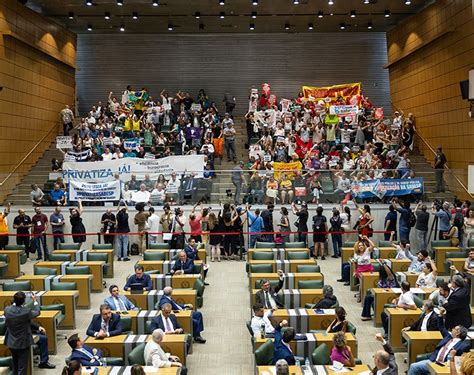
[191,103,202,112]
[273,161,302,180]
[351,178,424,199]
[249,88,259,112]
[302,83,361,105]
[280,99,291,113]
[69,180,121,201]
[56,136,72,149]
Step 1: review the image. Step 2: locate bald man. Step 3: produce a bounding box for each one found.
[371,334,397,375]
[13,209,32,256]
[170,251,194,275]
[144,329,186,373]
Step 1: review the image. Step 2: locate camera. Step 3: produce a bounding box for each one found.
[433,199,442,210]
[174,207,181,215]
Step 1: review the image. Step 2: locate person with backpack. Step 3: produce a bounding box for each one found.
[329,208,343,258]
[312,206,327,260]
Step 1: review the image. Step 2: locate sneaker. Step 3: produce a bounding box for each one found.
[123,257,131,261]
[38,362,56,369]
[117,258,122,261]
[336,279,345,282]
[194,336,206,344]
[344,282,350,286]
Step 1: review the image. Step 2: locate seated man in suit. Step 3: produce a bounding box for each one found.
[183,237,199,261]
[255,269,284,309]
[31,321,55,369]
[407,312,470,375]
[68,333,104,366]
[250,303,275,338]
[144,329,186,374]
[272,319,295,365]
[86,304,123,338]
[402,299,439,332]
[104,284,139,311]
[158,286,206,344]
[150,303,184,334]
[372,333,398,375]
[170,251,194,275]
[124,265,152,291]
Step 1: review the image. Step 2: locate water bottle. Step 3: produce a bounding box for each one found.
[305,357,310,368]
[296,358,301,367]
[102,357,107,367]
[260,323,266,339]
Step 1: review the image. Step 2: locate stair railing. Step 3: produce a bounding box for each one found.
[0,123,59,187]
[414,127,473,199]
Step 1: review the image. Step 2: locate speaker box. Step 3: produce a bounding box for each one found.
[460,80,469,100]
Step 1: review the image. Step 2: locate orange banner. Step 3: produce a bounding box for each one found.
[302,83,361,103]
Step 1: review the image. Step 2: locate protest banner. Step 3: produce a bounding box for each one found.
[64,149,91,162]
[280,99,291,113]
[69,180,121,201]
[62,155,206,183]
[302,83,361,104]
[273,161,303,180]
[56,136,72,149]
[351,178,424,199]
[254,109,277,127]
[249,88,259,112]
[329,105,359,124]
[374,107,384,120]
[124,140,138,150]
[191,103,202,112]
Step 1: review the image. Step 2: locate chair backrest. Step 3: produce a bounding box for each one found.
[121,316,132,333]
[92,244,113,250]
[250,264,273,273]
[144,252,166,261]
[284,242,306,249]
[145,320,153,334]
[312,343,331,365]
[254,339,274,365]
[48,253,71,262]
[245,320,253,337]
[255,279,280,289]
[34,267,58,276]
[86,252,108,262]
[4,245,25,251]
[347,321,357,335]
[58,243,80,250]
[413,294,423,308]
[378,240,396,248]
[343,242,356,248]
[252,252,274,261]
[0,254,7,263]
[127,342,146,365]
[430,240,452,251]
[144,270,160,275]
[3,281,32,291]
[255,242,276,249]
[0,319,6,335]
[298,280,323,289]
[193,278,205,297]
[296,265,321,273]
[41,304,65,314]
[287,251,310,260]
[148,243,170,250]
[65,266,91,275]
[51,281,77,291]
[468,239,474,248]
[193,264,203,274]
[445,251,468,259]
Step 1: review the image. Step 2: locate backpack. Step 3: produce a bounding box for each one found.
[313,215,326,231]
[408,211,417,228]
[130,243,139,256]
[453,210,464,230]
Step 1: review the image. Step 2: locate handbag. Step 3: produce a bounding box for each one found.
[163,218,175,241]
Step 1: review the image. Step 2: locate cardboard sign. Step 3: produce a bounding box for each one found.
[56,136,72,149]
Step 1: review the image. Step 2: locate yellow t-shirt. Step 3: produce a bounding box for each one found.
[132,120,141,132]
[0,214,8,234]
[123,118,132,131]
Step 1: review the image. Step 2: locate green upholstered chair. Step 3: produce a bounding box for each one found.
[92,243,113,250]
[430,240,452,254]
[144,270,160,275]
[255,279,280,289]
[298,280,323,289]
[252,252,274,260]
[144,251,166,261]
[444,251,467,273]
[347,321,357,335]
[372,263,381,272]
[287,251,310,260]
[58,243,80,250]
[121,316,133,334]
[127,343,146,365]
[413,294,423,308]
[48,253,71,262]
[50,281,77,291]
[0,254,8,277]
[254,339,274,365]
[296,265,321,273]
[0,356,12,372]
[86,252,109,276]
[468,239,474,248]
[284,242,306,249]
[34,267,57,276]
[40,304,66,330]
[194,278,205,308]
[245,320,253,337]
[250,264,273,274]
[343,241,356,248]
[0,320,6,335]
[149,243,170,249]
[311,343,331,365]
[192,264,203,274]
[255,242,276,249]
[4,245,27,265]
[65,266,90,275]
[378,240,396,247]
[3,281,32,291]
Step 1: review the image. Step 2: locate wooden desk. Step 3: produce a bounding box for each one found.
[124,290,197,311]
[114,310,192,334]
[257,365,371,375]
[385,307,422,350]
[250,289,323,308]
[402,331,442,364]
[432,247,459,275]
[75,261,104,292]
[34,260,67,274]
[136,260,203,275]
[148,274,201,290]
[84,368,178,375]
[428,362,450,375]
[0,250,22,278]
[255,332,357,358]
[360,272,380,303]
[249,273,324,290]
[446,258,466,275]
[82,249,115,278]
[271,309,336,332]
[386,259,412,272]
[350,260,378,291]
[84,334,187,365]
[247,248,310,261]
[16,274,93,309]
[396,271,420,286]
[248,259,317,273]
[341,247,354,263]
[377,247,397,259]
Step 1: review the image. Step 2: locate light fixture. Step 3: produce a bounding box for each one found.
[252,0,258,5]
[340,22,345,30]
[249,23,255,30]
[104,12,111,20]
[195,11,201,19]
[318,11,324,18]
[219,0,225,5]
[132,12,138,20]
[405,0,412,4]
[68,12,74,19]
[308,23,313,30]
[293,0,300,4]
[350,10,356,17]
[85,0,93,6]
[384,9,391,17]
[328,0,334,5]
[117,0,123,6]
[168,23,173,31]
[87,24,93,31]
[199,23,204,29]
[284,23,290,30]
[251,11,257,18]
[368,21,373,29]
[119,24,125,31]
[364,0,370,4]
[219,11,225,18]
[152,0,159,6]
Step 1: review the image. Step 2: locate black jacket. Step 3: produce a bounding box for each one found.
[409,311,439,331]
[443,286,472,329]
[255,278,284,308]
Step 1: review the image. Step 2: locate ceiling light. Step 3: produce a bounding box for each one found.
[350,10,356,17]
[252,0,258,5]
[384,9,391,17]
[318,11,324,18]
[284,23,290,30]
[219,12,225,18]
[328,0,334,5]
[152,0,159,6]
[195,11,201,19]
[168,23,173,31]
[104,12,111,20]
[199,23,204,30]
[132,12,138,19]
[87,24,93,31]
[251,11,257,18]
[219,0,225,5]
[119,24,125,31]
[85,0,93,6]
[117,0,123,6]
[293,0,300,4]
[249,23,255,30]
[340,22,345,30]
[368,21,373,29]
[68,12,74,19]
[364,0,370,4]
[308,23,314,30]
[405,0,412,4]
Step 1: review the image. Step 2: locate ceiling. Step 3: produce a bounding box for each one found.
[25,0,433,33]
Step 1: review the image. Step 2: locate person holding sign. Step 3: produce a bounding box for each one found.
[60,105,74,136]
[69,201,86,249]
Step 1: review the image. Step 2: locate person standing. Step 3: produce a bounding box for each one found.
[292,201,309,246]
[313,206,328,260]
[69,201,86,249]
[223,123,237,162]
[231,161,245,205]
[147,207,160,245]
[134,202,150,256]
[100,208,116,246]
[329,208,343,258]
[0,203,11,250]
[159,204,173,243]
[434,146,447,193]
[116,203,130,261]
[50,206,65,250]
[278,207,291,245]
[392,199,412,242]
[247,206,264,248]
[12,209,31,256]
[31,207,48,260]
[261,204,275,243]
[60,104,74,136]
[5,291,41,374]
[223,92,236,115]
[414,202,429,251]
[384,205,397,241]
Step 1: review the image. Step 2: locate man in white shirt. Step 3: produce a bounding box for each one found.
[250,303,275,338]
[381,281,416,337]
[312,123,325,145]
[132,184,151,204]
[101,147,113,161]
[60,105,74,136]
[402,299,439,332]
[147,207,161,245]
[144,329,185,372]
[165,173,181,203]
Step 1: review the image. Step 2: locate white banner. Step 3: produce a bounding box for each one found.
[249,88,258,112]
[191,103,202,112]
[62,155,206,183]
[329,105,359,116]
[69,180,121,201]
[280,99,291,113]
[56,136,72,149]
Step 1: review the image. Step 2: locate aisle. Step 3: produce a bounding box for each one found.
[186,260,253,374]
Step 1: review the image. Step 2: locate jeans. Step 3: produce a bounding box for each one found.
[415,229,428,251]
[434,169,445,192]
[341,262,350,282]
[381,311,389,334]
[37,334,49,364]
[331,233,342,256]
[232,179,242,204]
[53,232,64,250]
[34,234,48,260]
[399,226,410,242]
[298,233,307,246]
[250,234,259,248]
[407,359,431,375]
[116,235,129,259]
[361,293,374,318]
[225,139,236,160]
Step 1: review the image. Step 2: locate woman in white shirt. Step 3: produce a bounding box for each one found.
[144,329,184,370]
[416,257,438,288]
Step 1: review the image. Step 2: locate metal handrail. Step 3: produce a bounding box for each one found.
[0,124,58,187]
[414,127,473,198]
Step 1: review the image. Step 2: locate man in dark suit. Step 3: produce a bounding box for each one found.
[255,270,284,309]
[183,238,199,261]
[272,319,295,365]
[150,303,184,334]
[86,304,123,338]
[170,251,194,275]
[407,314,470,375]
[158,286,206,343]
[442,275,472,329]
[124,265,152,291]
[402,299,439,332]
[68,333,104,366]
[4,291,42,374]
[31,321,55,369]
[372,333,398,375]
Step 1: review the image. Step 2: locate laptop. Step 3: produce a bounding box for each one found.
[130,283,144,294]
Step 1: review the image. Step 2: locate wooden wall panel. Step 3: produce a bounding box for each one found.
[387,0,474,199]
[76,32,391,116]
[0,0,76,202]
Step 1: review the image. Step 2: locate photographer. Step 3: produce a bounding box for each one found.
[431,200,452,240]
[170,208,186,249]
[291,201,309,246]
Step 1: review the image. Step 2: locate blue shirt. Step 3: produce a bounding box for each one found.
[384,211,397,231]
[248,212,264,233]
[435,210,452,231]
[396,207,411,229]
[50,189,65,201]
[50,212,65,233]
[124,273,152,291]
